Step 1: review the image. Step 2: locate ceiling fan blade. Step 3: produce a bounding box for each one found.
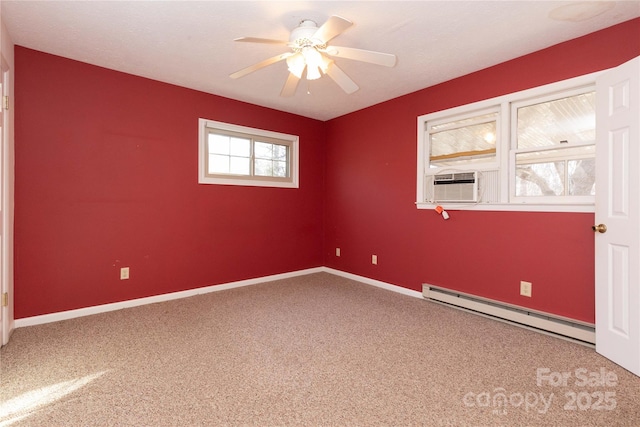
[230,52,293,79]
[234,37,288,45]
[324,46,397,67]
[313,15,353,44]
[326,63,359,94]
[280,73,300,97]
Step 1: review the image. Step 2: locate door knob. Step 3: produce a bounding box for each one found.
[592,224,607,233]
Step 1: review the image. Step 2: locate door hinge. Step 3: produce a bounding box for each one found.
[2,96,8,110]
[1,292,7,307]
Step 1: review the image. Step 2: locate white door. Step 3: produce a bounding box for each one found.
[595,56,640,376]
[0,54,13,347]
[0,57,6,346]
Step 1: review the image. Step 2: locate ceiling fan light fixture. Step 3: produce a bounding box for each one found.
[302,47,322,67]
[319,54,333,73]
[302,47,325,80]
[286,53,305,78]
[287,49,332,81]
[306,65,322,80]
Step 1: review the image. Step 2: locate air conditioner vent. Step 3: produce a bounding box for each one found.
[432,171,479,202]
[434,172,476,183]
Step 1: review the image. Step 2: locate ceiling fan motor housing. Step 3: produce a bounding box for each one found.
[289,20,321,47]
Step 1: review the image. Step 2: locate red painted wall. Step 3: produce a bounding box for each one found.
[14,47,325,318]
[323,18,640,323]
[14,19,640,323]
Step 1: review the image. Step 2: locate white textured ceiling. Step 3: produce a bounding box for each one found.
[2,1,639,121]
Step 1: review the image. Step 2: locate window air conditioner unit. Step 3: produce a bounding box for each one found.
[432,171,479,202]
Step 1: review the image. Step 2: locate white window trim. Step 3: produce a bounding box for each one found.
[198,118,299,188]
[416,71,603,213]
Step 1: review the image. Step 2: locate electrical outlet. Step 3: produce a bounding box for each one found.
[520,280,532,297]
[120,267,130,280]
[336,247,340,257]
[372,255,378,265]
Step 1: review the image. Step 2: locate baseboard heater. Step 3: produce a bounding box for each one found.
[422,284,595,346]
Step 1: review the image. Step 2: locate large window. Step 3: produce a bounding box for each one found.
[417,72,599,212]
[198,119,299,188]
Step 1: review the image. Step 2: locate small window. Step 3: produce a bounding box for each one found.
[428,110,499,168]
[198,119,299,188]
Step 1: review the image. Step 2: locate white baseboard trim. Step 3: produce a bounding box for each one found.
[16,266,586,338]
[15,267,325,328]
[14,267,423,328]
[321,267,423,299]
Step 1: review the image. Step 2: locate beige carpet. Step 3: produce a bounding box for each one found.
[1,272,639,426]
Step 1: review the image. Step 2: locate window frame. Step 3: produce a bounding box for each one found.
[416,71,602,213]
[198,118,299,188]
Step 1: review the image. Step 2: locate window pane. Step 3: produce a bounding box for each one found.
[568,158,596,196]
[230,137,251,157]
[255,142,289,177]
[515,145,595,197]
[229,156,250,175]
[515,161,565,196]
[209,154,229,174]
[517,92,595,149]
[430,114,497,167]
[255,141,288,160]
[209,134,229,155]
[431,113,497,132]
[254,142,274,159]
[273,144,288,161]
[273,160,287,177]
[255,159,287,177]
[255,159,272,176]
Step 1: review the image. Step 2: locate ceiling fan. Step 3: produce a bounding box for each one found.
[229,15,397,97]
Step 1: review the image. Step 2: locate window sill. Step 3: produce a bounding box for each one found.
[198,177,298,188]
[416,202,594,213]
